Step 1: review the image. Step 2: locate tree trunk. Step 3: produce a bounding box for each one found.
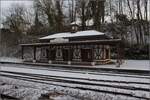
[81,1,86,31]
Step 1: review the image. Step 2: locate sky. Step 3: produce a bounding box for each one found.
[0,0,33,28]
[0,0,33,12]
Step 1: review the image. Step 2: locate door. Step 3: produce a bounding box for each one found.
[63,49,69,61]
[46,49,49,60]
[81,49,92,62]
[106,49,109,59]
[50,49,56,60]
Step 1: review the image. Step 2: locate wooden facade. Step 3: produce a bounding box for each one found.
[20,39,123,66]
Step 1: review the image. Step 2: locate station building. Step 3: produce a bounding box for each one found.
[20,30,123,66]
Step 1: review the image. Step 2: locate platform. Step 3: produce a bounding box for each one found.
[0,57,149,73]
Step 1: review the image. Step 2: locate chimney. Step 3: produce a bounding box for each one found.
[71,24,78,33]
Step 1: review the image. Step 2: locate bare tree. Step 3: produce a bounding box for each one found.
[34,0,64,32]
[68,0,76,23]
[55,0,64,32]
[2,4,30,40]
[75,0,87,30]
[1,4,32,56]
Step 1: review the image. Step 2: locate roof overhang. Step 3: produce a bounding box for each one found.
[20,39,122,47]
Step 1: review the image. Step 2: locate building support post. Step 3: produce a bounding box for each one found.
[103,45,106,60]
[91,45,95,66]
[116,44,121,67]
[56,47,63,61]
[48,46,52,64]
[33,46,36,63]
[108,47,111,59]
[68,46,71,65]
[121,45,125,63]
[21,46,24,60]
[102,45,106,64]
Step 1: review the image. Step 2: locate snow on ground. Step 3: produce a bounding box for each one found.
[0,76,77,100]
[0,57,22,63]
[95,60,150,71]
[1,66,150,98]
[0,76,145,100]
[1,66,149,83]
[0,57,149,100]
[0,57,149,71]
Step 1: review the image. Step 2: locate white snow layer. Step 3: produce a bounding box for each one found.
[95,60,150,71]
[0,59,149,100]
[0,76,147,100]
[70,16,112,26]
[39,30,105,40]
[0,57,22,63]
[0,57,149,71]
[1,66,149,83]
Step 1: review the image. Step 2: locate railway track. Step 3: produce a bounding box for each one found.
[0,70,150,100]
[0,70,149,85]
[0,62,150,79]
[0,61,150,75]
[0,94,19,100]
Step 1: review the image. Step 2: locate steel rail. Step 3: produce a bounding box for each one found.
[0,71,150,100]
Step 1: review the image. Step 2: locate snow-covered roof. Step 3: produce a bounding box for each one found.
[70,19,93,26]
[86,19,94,26]
[105,16,113,23]
[70,30,104,37]
[40,32,71,40]
[70,16,113,26]
[70,18,81,26]
[39,30,105,40]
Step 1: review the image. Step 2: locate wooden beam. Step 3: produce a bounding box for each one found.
[116,44,122,67]
[103,45,106,60]
[33,46,36,62]
[109,47,111,59]
[21,46,24,59]
[68,46,71,65]
[48,46,51,64]
[91,45,95,66]
[20,39,121,47]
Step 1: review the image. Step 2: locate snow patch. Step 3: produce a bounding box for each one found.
[0,57,22,63]
[39,30,105,40]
